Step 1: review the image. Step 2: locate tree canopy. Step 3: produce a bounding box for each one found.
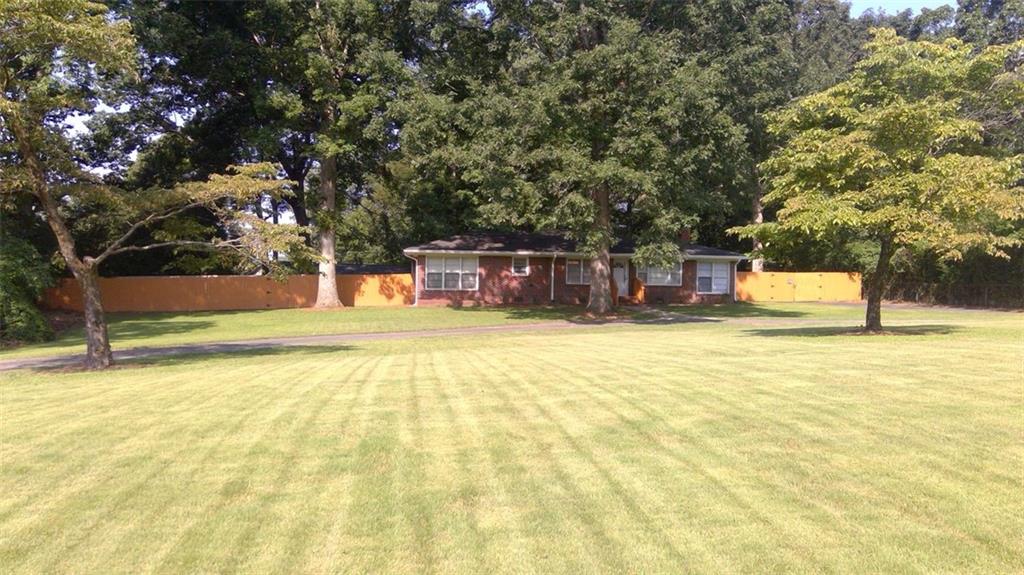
[733,29,1024,330]
[1,0,310,367]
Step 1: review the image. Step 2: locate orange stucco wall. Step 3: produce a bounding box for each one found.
[736,272,861,302]
[40,274,414,312]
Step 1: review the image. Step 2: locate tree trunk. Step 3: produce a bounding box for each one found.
[587,187,613,314]
[864,238,895,333]
[281,156,311,227]
[290,197,310,228]
[750,164,765,272]
[76,264,113,369]
[314,152,342,308]
[9,113,114,368]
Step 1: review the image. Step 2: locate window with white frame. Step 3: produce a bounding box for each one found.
[565,258,591,285]
[511,256,529,276]
[425,256,478,290]
[696,261,731,294]
[636,260,682,286]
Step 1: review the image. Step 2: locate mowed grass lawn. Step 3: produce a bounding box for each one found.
[1,305,1021,573]
[0,305,580,360]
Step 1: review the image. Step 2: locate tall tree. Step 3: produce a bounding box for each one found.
[1,0,308,368]
[108,1,443,306]
[404,2,743,313]
[733,29,1024,330]
[956,0,1024,46]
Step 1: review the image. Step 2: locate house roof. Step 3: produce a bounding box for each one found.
[403,231,746,260]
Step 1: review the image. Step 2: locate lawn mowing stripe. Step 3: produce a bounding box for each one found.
[312,353,406,573]
[38,355,340,574]
[433,346,556,575]
[710,329,1023,568]
[459,346,634,575]
[0,362,241,445]
[165,354,383,575]
[441,345,546,575]
[79,354,349,573]
[528,328,1018,571]
[496,338,780,572]
[0,356,305,538]
[612,328,999,473]
[1,355,339,573]
[276,355,389,573]
[1,308,1020,573]
[229,353,381,574]
[467,346,698,573]
[418,349,487,574]
[394,351,445,575]
[0,351,311,491]
[0,352,308,456]
[248,353,389,572]
[667,331,1021,564]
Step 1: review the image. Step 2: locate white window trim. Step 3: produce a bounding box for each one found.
[565,258,591,285]
[696,261,731,295]
[424,255,479,291]
[511,256,529,276]
[636,260,683,287]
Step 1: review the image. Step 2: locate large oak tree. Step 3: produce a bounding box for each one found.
[403,2,743,313]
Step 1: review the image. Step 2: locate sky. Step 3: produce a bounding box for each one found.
[848,0,953,15]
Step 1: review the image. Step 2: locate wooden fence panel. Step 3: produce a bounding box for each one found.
[40,274,414,312]
[736,272,861,302]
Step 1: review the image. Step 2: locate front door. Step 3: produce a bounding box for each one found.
[612,259,628,300]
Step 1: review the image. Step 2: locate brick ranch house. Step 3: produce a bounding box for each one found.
[402,232,746,306]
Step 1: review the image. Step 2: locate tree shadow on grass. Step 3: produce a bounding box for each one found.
[126,344,355,367]
[742,324,960,338]
[447,304,724,324]
[24,344,354,373]
[447,304,586,321]
[107,318,218,340]
[31,313,219,351]
[653,302,810,318]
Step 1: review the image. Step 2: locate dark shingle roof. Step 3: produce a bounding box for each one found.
[404,232,745,259]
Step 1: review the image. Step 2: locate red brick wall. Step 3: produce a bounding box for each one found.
[634,261,734,305]
[415,255,553,306]
[414,255,734,306]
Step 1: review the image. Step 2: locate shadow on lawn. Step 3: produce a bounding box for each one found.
[107,318,218,340]
[28,344,354,373]
[742,324,961,338]
[40,312,218,347]
[448,304,724,324]
[127,344,355,366]
[653,302,810,318]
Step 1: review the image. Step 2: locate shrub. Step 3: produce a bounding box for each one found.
[0,235,54,343]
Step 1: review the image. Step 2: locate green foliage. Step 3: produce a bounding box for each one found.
[956,0,1024,47]
[734,30,1024,262]
[0,0,313,278]
[401,4,744,266]
[0,232,54,343]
